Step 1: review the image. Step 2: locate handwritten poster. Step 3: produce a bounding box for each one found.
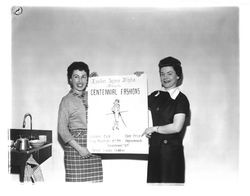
[87,74,148,154]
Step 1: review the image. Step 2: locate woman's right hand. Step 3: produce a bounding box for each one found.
[78,147,92,159]
[68,140,92,158]
[134,71,144,77]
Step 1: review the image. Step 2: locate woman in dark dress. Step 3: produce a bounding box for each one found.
[142,56,190,183]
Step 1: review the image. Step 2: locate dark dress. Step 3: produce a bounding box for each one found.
[147,90,190,183]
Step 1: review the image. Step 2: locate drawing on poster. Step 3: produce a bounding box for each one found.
[106,99,127,131]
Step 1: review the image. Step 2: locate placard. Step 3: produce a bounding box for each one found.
[87,74,148,154]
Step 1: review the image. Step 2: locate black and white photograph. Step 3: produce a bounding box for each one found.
[1,0,250,195]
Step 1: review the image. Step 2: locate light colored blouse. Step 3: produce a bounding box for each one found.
[57,90,87,144]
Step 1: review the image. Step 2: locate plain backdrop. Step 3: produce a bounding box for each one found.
[10,6,239,185]
[2,1,248,195]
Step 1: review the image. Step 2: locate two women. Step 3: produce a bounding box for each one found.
[58,57,190,183]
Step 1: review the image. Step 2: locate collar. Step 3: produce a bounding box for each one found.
[69,89,86,98]
[160,87,180,100]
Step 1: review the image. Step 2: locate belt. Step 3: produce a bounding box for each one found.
[162,138,182,146]
[149,133,183,146]
[70,128,87,138]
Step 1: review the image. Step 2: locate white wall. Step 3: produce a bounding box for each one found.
[10,7,239,184]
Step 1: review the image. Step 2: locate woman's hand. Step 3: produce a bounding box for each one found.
[68,140,92,158]
[90,72,98,77]
[78,147,92,159]
[134,71,144,77]
[142,127,157,138]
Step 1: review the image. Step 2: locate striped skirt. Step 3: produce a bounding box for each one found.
[64,129,103,182]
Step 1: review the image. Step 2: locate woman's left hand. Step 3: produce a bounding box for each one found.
[142,127,155,138]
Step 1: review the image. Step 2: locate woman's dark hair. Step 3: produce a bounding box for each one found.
[158,56,183,86]
[67,61,90,85]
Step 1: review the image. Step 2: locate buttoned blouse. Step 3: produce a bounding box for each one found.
[58,90,88,144]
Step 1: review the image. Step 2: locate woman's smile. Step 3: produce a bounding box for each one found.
[77,83,84,88]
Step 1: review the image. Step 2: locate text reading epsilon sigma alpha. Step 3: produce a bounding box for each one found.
[90,88,141,96]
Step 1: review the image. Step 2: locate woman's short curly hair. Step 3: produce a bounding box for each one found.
[67,61,90,85]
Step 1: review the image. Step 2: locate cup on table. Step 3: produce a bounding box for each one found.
[39,135,47,143]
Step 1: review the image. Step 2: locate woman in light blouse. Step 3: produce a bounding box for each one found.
[141,56,190,183]
[58,61,103,182]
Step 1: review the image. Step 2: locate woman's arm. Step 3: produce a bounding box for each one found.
[158,113,186,134]
[58,99,91,158]
[142,113,186,137]
[57,100,74,143]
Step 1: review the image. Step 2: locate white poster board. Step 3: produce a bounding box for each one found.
[87,74,148,154]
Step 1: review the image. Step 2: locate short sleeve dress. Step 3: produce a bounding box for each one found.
[147,90,190,183]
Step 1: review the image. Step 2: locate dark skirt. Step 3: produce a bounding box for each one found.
[64,129,103,182]
[147,139,185,183]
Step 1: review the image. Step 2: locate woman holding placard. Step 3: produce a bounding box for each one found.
[141,56,191,183]
[58,61,103,182]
